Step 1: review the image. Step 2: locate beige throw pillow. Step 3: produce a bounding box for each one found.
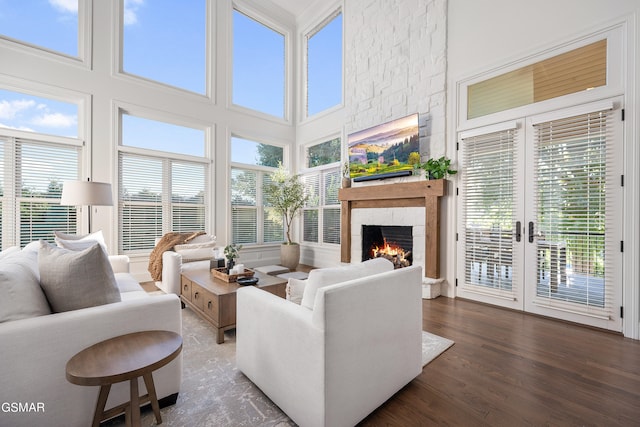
[54,230,107,252]
[38,241,121,313]
[0,250,51,323]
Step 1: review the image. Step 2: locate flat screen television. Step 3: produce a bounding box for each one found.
[348,113,420,182]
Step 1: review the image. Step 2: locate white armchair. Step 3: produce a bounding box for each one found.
[153,234,218,295]
[236,261,423,427]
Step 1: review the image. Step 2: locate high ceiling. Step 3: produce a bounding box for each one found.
[270,0,316,17]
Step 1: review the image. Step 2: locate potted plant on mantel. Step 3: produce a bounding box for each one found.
[417,156,458,180]
[264,163,309,269]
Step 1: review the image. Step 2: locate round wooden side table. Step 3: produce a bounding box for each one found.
[66,330,182,427]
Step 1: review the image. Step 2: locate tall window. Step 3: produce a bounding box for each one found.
[230,137,284,245]
[119,113,208,253]
[0,137,80,248]
[301,138,341,245]
[232,9,285,118]
[306,10,342,117]
[122,0,207,94]
[0,89,81,248]
[0,0,80,58]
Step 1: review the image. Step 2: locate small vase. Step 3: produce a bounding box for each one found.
[226,259,235,273]
[342,177,351,188]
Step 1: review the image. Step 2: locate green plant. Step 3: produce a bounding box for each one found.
[224,243,242,261]
[420,156,458,180]
[264,163,309,244]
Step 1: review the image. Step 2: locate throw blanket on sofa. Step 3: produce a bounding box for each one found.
[148,231,206,281]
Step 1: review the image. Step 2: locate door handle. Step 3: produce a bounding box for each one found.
[528,221,534,243]
[515,221,521,242]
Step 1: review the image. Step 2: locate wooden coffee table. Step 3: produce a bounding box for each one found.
[180,269,286,343]
[66,330,182,427]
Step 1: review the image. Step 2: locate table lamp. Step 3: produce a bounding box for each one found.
[60,179,113,232]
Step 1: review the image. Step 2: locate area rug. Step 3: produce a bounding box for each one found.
[106,307,454,427]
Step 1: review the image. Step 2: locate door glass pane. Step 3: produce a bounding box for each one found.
[462,128,515,293]
[534,110,609,308]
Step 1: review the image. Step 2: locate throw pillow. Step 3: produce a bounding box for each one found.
[174,240,216,262]
[286,278,306,305]
[300,258,394,310]
[38,241,121,313]
[54,230,107,252]
[0,250,52,323]
[0,246,20,262]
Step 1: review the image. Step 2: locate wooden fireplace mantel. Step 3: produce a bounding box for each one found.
[338,179,446,278]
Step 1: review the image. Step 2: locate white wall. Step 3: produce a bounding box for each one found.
[446,0,640,338]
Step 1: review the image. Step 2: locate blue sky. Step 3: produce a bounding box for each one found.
[0,1,342,156]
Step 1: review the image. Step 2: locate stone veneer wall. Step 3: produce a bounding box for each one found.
[344,0,448,159]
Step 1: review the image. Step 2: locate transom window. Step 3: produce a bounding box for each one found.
[0,89,79,138]
[232,9,285,118]
[122,0,207,94]
[0,0,80,58]
[467,39,607,119]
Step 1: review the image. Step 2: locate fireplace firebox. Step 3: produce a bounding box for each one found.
[362,225,413,269]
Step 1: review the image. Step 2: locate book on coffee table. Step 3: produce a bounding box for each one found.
[254,265,290,276]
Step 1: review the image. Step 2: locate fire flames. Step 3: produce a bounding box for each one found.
[371,238,411,268]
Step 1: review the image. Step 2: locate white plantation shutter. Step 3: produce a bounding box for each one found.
[460,124,518,299]
[532,105,616,316]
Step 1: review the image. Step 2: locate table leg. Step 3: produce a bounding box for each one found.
[143,372,162,424]
[216,327,225,344]
[92,384,111,427]
[129,377,141,427]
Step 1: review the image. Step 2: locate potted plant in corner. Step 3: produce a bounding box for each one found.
[420,156,458,180]
[264,163,309,270]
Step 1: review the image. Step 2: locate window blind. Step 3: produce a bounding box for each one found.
[460,126,517,299]
[230,167,283,245]
[301,168,341,245]
[119,153,208,252]
[532,107,614,316]
[14,140,79,246]
[119,154,163,252]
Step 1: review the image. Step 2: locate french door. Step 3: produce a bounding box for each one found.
[457,99,623,331]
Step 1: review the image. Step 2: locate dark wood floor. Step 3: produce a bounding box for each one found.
[360,297,640,427]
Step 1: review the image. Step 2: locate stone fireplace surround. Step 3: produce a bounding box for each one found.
[338,180,446,298]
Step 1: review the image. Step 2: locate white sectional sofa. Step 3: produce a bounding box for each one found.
[0,242,182,427]
[236,258,423,427]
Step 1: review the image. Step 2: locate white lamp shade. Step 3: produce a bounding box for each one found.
[60,180,114,206]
